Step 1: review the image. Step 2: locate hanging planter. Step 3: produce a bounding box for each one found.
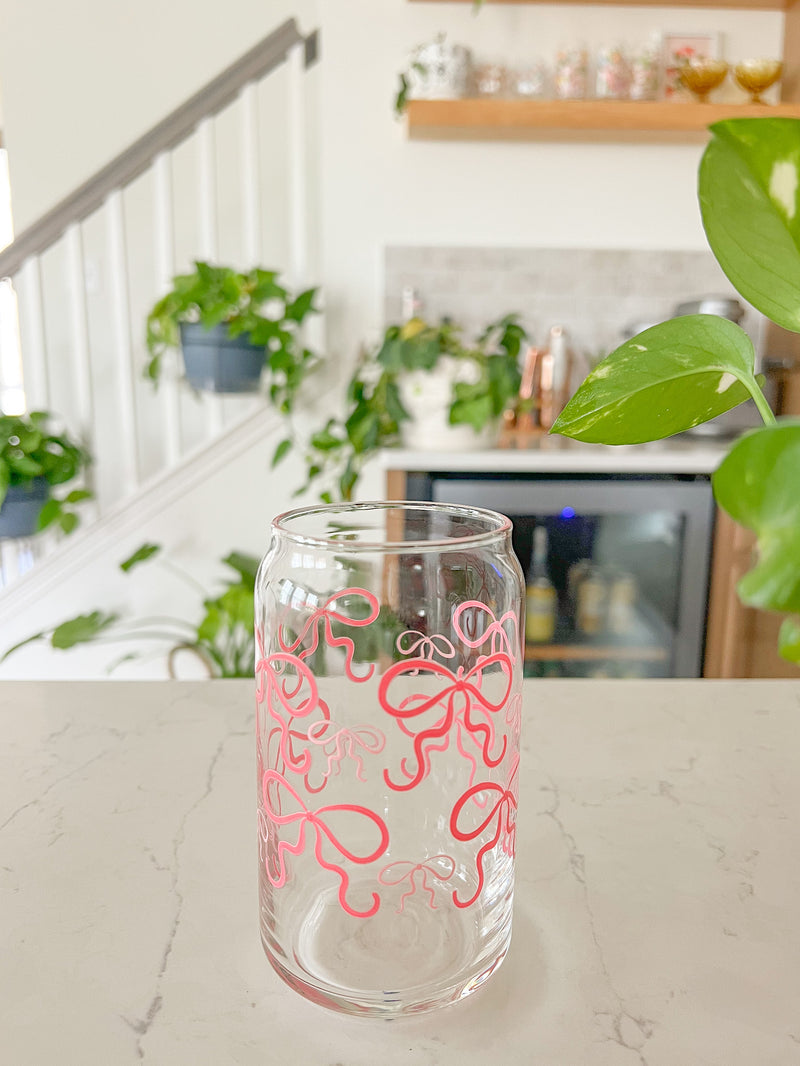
[145,262,320,410]
[0,479,49,538]
[0,412,92,540]
[179,323,266,394]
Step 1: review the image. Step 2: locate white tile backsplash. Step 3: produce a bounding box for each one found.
[385,246,761,358]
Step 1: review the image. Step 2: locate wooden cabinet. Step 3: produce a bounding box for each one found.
[406,0,800,141]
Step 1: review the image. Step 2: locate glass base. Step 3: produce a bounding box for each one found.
[261,878,513,1017]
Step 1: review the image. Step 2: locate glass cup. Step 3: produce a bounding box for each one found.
[255,501,525,1016]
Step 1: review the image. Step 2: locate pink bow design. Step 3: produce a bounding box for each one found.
[396,630,456,661]
[453,601,521,665]
[449,755,519,909]
[257,653,329,774]
[379,654,512,791]
[278,587,380,682]
[378,854,456,913]
[302,721,386,793]
[262,769,389,918]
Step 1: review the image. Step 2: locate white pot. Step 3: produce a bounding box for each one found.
[398,357,498,452]
[407,37,472,101]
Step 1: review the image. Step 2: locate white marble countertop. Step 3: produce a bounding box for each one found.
[2,679,799,1064]
[381,437,729,475]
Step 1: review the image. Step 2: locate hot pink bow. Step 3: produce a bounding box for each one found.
[379,654,512,791]
[262,769,389,918]
[449,755,519,909]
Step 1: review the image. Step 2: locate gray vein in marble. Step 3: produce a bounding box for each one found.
[132,724,248,1061]
[541,775,657,1066]
[0,746,114,833]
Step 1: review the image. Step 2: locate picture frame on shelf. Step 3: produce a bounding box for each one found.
[662,32,722,100]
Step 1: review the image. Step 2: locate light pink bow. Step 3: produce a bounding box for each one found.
[378,854,456,913]
[278,587,379,682]
[453,601,520,665]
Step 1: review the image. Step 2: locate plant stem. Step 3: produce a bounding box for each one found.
[744,375,777,426]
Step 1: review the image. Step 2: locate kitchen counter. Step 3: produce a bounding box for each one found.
[381,436,729,475]
[2,679,799,1064]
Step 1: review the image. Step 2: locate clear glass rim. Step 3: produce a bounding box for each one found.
[272,500,512,552]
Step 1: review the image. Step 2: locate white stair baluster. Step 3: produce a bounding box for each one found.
[105,189,141,494]
[64,223,94,440]
[240,82,262,267]
[287,41,308,289]
[196,117,224,435]
[17,257,50,412]
[153,151,182,466]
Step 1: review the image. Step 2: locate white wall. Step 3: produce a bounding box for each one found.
[0,0,785,677]
[316,0,783,358]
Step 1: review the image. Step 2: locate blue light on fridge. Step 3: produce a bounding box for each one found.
[560,506,576,519]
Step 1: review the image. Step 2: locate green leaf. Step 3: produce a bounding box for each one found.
[551,316,758,444]
[51,611,119,649]
[0,463,9,509]
[778,617,800,664]
[120,543,161,573]
[197,604,223,644]
[310,421,342,452]
[449,392,493,431]
[712,419,800,614]
[700,119,800,333]
[271,438,292,467]
[36,498,61,531]
[222,552,260,588]
[284,287,318,323]
[64,489,93,504]
[0,630,47,663]
[58,512,78,535]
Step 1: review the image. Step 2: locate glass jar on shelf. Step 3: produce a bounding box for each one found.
[554,46,589,100]
[513,61,548,99]
[595,44,632,100]
[629,36,661,100]
[473,61,510,98]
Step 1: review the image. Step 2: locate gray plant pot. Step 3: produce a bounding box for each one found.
[180,322,266,394]
[0,479,49,539]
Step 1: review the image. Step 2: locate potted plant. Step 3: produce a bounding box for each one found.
[0,411,92,538]
[2,544,258,677]
[274,313,526,502]
[145,261,320,407]
[552,116,800,666]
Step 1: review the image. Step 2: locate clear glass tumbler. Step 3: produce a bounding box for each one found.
[255,502,524,1016]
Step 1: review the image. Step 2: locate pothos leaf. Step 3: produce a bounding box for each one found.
[120,543,162,573]
[778,617,800,665]
[712,419,800,615]
[51,612,119,649]
[551,315,758,444]
[700,119,800,333]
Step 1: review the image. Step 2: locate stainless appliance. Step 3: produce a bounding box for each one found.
[406,471,715,678]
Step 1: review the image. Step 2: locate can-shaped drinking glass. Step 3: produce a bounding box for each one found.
[255,502,524,1016]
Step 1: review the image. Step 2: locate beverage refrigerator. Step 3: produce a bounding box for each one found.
[404,472,715,678]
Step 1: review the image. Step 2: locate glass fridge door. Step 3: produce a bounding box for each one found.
[415,474,715,678]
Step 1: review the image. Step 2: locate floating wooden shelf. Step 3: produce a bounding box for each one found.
[406,99,800,142]
[410,0,786,8]
[525,642,669,662]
